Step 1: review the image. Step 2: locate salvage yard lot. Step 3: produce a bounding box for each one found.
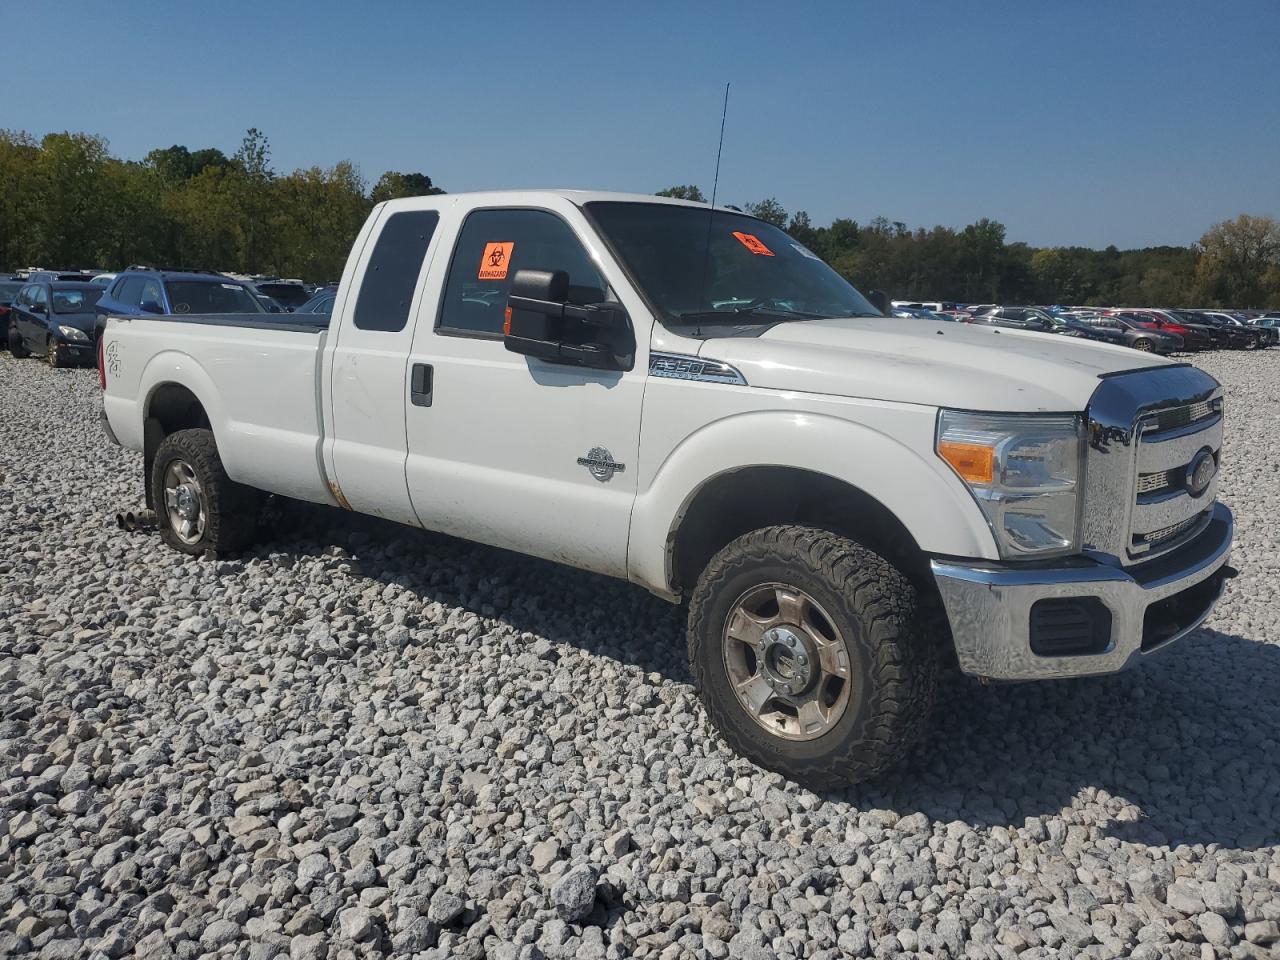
[1,351,1278,959]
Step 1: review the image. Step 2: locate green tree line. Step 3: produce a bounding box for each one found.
[2,129,1276,305]
[657,186,1280,308]
[0,128,443,282]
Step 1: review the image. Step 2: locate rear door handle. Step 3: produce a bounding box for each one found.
[410,363,433,407]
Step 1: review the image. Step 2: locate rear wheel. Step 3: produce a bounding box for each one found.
[8,327,28,358]
[688,525,938,787]
[46,337,63,368]
[150,428,259,556]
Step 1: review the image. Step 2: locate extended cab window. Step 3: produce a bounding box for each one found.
[438,209,606,337]
[354,210,439,332]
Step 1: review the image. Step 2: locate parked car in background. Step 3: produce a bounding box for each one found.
[247,285,286,313]
[1250,316,1280,344]
[27,270,95,283]
[94,270,265,342]
[971,306,1131,346]
[0,278,24,345]
[252,279,312,311]
[91,273,117,287]
[892,306,958,321]
[294,288,337,317]
[1193,311,1269,349]
[1163,310,1250,350]
[1084,315,1184,354]
[7,281,102,366]
[1109,310,1216,350]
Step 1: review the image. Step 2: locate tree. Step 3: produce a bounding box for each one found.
[1193,214,1280,307]
[655,184,705,202]
[744,197,787,227]
[370,171,445,204]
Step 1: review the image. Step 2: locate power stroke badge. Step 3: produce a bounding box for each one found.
[577,447,625,483]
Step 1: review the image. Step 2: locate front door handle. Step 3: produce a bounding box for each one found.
[410,363,433,407]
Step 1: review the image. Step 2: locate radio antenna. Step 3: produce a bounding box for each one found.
[709,82,729,210]
[696,82,730,335]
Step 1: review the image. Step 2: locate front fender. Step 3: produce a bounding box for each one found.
[628,408,998,598]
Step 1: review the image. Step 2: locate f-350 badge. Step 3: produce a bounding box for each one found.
[577,447,625,483]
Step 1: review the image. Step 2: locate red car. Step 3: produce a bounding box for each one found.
[1106,310,1213,350]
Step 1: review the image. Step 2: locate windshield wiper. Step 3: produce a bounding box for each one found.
[675,307,829,324]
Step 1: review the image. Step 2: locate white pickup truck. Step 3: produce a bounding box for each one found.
[100,190,1234,785]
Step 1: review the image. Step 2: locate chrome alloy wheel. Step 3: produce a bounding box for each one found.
[163,459,206,545]
[722,583,853,741]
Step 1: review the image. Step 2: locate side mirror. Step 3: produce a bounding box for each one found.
[866,290,891,315]
[503,269,632,370]
[30,302,46,313]
[140,299,163,314]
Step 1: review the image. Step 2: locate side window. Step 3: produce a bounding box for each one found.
[353,210,439,332]
[139,278,163,308]
[17,285,32,306]
[438,208,607,337]
[33,287,49,309]
[116,276,146,308]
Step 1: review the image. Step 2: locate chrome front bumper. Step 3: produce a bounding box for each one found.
[932,502,1233,680]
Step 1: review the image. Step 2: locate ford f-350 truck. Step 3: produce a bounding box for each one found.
[99,191,1234,785]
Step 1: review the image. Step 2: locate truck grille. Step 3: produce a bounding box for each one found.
[1136,469,1177,496]
[1081,367,1224,567]
[1129,399,1222,558]
[1144,399,1217,433]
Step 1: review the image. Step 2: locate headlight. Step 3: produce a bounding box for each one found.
[936,410,1084,558]
[57,325,90,342]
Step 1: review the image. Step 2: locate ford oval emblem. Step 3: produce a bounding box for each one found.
[1185,449,1216,498]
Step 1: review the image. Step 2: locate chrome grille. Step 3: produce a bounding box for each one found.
[1144,399,1218,434]
[1136,469,1178,496]
[1135,511,1207,549]
[1082,367,1224,567]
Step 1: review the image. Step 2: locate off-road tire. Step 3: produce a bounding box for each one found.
[688,525,938,787]
[150,428,259,557]
[8,327,28,358]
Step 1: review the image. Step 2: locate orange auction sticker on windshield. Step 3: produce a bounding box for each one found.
[732,231,774,256]
[478,242,514,280]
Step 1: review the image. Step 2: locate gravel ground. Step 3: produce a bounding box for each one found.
[1,350,1278,960]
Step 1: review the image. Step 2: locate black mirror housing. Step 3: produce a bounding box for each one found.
[140,300,164,314]
[504,269,633,370]
[867,290,891,315]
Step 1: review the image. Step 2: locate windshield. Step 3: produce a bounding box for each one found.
[52,287,101,313]
[164,280,264,314]
[585,202,880,327]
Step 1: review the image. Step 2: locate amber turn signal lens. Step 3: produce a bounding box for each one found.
[503,306,512,336]
[938,440,994,484]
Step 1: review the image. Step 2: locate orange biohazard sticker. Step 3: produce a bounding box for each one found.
[732,231,774,256]
[478,241,514,280]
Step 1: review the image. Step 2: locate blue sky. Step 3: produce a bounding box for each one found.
[5,0,1277,248]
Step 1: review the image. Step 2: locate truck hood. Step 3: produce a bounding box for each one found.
[698,317,1172,412]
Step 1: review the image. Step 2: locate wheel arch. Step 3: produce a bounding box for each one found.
[628,410,998,600]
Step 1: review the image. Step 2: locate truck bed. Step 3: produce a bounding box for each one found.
[102,313,335,506]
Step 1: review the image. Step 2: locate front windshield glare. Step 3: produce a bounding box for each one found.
[585,202,880,325]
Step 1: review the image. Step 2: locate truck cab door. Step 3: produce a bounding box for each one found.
[324,203,445,525]
[403,202,648,578]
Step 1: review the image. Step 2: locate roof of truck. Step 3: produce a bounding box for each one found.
[378,189,745,214]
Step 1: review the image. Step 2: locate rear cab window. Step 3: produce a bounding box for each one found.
[437,208,607,338]
[354,210,440,332]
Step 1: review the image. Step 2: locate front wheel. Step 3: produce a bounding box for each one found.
[1133,338,1153,352]
[46,337,63,368]
[150,428,259,556]
[687,526,938,787]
